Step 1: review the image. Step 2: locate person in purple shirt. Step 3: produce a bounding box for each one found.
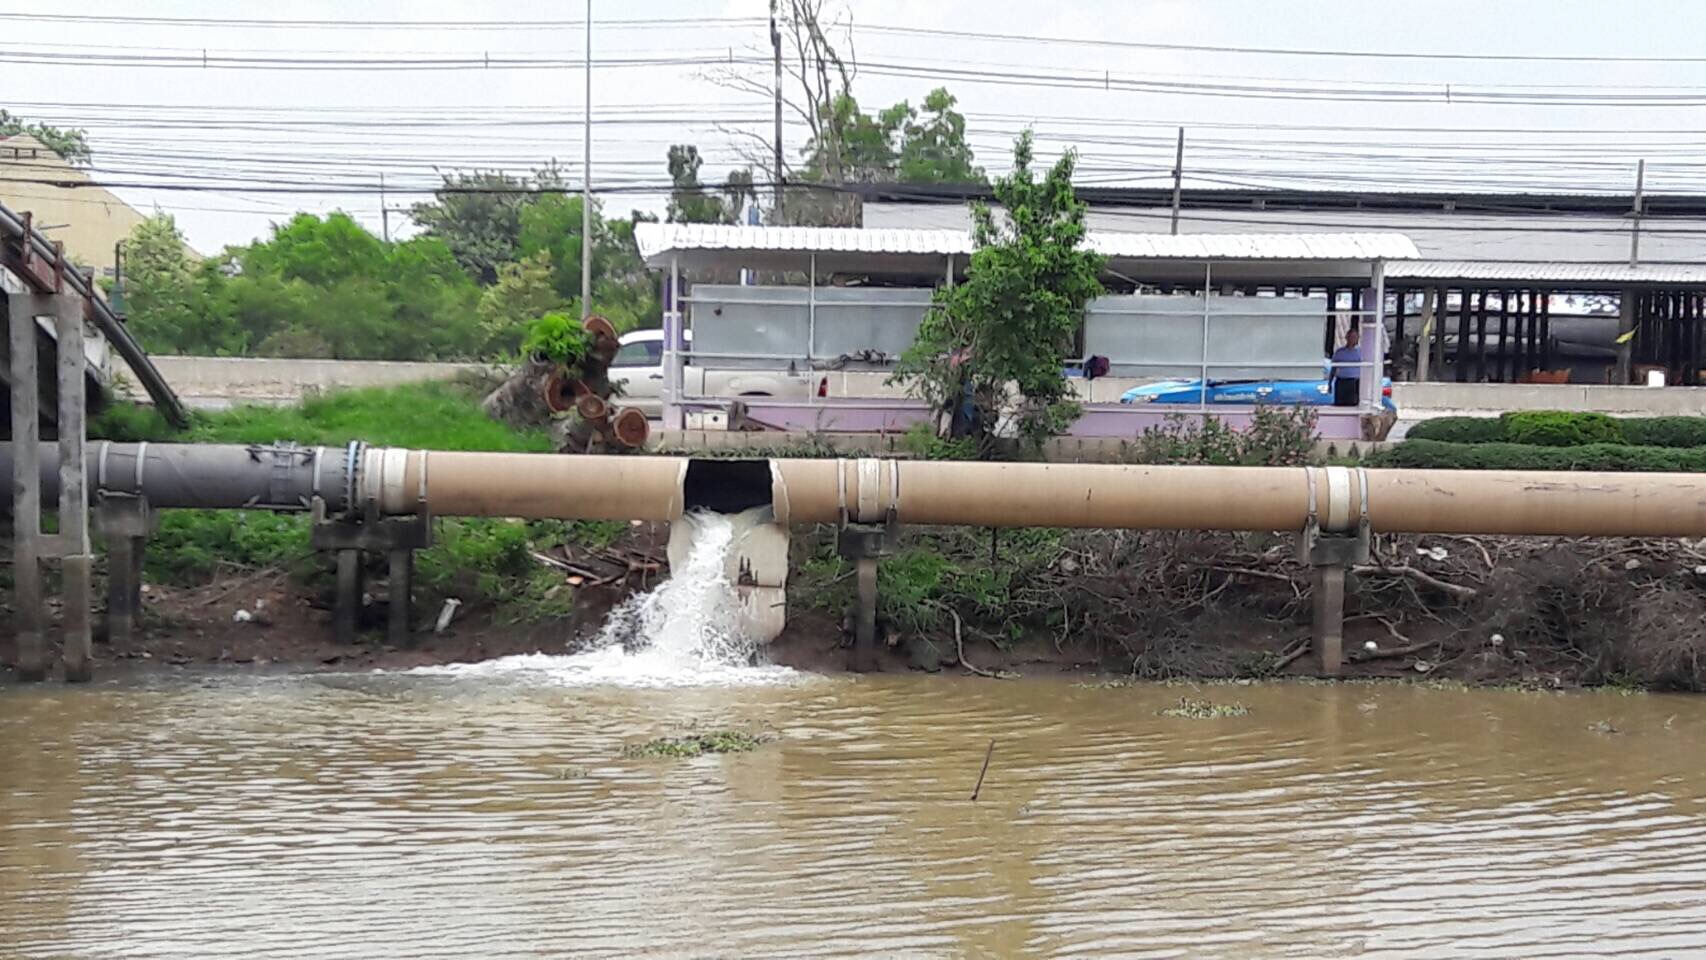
[1330,327,1363,407]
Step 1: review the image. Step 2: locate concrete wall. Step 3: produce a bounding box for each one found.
[1393,382,1706,417]
[147,356,492,408]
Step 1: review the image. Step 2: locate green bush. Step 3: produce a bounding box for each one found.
[1501,411,1625,447]
[1407,412,1706,450]
[520,311,589,367]
[1368,439,1706,472]
[1403,417,1506,444]
[1129,405,1319,466]
[1621,417,1706,449]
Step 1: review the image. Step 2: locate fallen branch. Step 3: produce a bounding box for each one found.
[1350,617,1437,661]
[1352,563,1478,600]
[941,604,1000,679]
[1272,637,1312,670]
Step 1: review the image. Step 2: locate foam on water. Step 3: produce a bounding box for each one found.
[409,512,801,687]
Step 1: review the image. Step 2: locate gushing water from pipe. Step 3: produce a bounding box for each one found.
[411,511,799,687]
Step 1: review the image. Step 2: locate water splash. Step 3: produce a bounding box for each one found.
[410,511,800,687]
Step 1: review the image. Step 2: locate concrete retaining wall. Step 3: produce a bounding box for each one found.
[1394,382,1706,417]
[147,356,493,408]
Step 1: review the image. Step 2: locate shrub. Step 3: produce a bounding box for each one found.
[1130,405,1319,466]
[1621,417,1706,449]
[1501,411,1624,447]
[520,311,590,367]
[1368,439,1706,472]
[1404,416,1506,444]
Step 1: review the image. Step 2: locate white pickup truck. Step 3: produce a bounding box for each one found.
[607,329,818,418]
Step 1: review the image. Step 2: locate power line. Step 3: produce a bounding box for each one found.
[0,12,763,31]
[859,21,1706,65]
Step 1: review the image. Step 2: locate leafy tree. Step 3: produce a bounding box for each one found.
[516,195,658,332]
[893,88,983,184]
[894,132,1105,456]
[476,252,570,356]
[410,166,564,284]
[667,145,757,225]
[243,212,388,287]
[121,214,245,354]
[0,109,91,165]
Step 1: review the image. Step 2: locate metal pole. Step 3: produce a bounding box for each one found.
[770,0,784,219]
[1630,158,1646,268]
[580,0,593,319]
[807,252,818,403]
[1169,127,1185,236]
[1198,262,1211,410]
[380,172,390,243]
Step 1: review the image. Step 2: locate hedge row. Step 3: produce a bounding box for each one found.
[1367,438,1706,472]
[1406,411,1706,449]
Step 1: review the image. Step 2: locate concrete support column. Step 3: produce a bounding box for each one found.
[97,494,153,645]
[852,556,878,672]
[334,549,363,646]
[8,294,45,681]
[388,549,414,647]
[55,298,92,682]
[1311,565,1346,676]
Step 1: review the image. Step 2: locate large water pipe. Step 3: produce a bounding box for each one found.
[7,442,1706,538]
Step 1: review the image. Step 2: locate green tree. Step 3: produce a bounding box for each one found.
[0,109,91,165]
[120,214,243,354]
[894,132,1105,455]
[410,166,564,284]
[667,145,756,225]
[243,212,388,287]
[893,88,983,184]
[516,195,658,332]
[476,252,570,355]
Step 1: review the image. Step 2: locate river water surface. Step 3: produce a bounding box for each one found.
[4,670,1706,958]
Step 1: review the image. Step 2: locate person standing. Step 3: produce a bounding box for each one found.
[1331,327,1363,407]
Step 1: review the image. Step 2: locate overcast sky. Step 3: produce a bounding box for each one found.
[8,0,1706,253]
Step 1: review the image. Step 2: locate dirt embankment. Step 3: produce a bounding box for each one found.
[5,530,1705,691]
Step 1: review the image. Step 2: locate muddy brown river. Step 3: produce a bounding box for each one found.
[3,672,1705,958]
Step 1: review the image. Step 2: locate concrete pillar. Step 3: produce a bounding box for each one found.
[55,299,92,682]
[8,294,45,681]
[388,548,414,647]
[335,549,363,645]
[1311,565,1346,676]
[97,494,152,645]
[852,556,878,672]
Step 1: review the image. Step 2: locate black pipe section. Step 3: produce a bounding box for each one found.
[0,441,357,513]
[0,201,190,427]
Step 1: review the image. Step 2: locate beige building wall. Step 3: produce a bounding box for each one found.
[1,133,149,277]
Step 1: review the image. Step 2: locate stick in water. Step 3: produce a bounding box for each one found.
[970,738,996,801]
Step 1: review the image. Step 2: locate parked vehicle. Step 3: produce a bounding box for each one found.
[1120,375,1397,413]
[608,330,818,418]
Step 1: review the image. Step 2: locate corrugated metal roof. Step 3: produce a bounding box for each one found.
[1387,260,1706,285]
[636,222,1418,264]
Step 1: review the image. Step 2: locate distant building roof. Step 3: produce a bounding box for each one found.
[636,222,1418,266]
[1387,260,1706,287]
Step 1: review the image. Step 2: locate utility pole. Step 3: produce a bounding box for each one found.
[581,0,594,319]
[379,171,390,243]
[770,0,784,219]
[1629,158,1646,267]
[1169,127,1185,236]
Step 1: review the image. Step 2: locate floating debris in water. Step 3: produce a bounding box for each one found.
[1159,697,1249,719]
[621,730,773,759]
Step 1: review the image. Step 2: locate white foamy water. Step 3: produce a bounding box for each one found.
[410,512,801,687]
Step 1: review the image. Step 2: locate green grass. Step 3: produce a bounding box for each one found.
[95,381,552,452]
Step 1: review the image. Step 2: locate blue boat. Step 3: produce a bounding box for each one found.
[1118,375,1397,413]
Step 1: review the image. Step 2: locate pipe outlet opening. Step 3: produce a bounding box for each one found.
[683,459,773,515]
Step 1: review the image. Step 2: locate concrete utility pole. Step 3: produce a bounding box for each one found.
[581,0,593,319]
[771,0,784,218]
[1169,127,1185,235]
[1629,158,1646,267]
[379,171,390,243]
